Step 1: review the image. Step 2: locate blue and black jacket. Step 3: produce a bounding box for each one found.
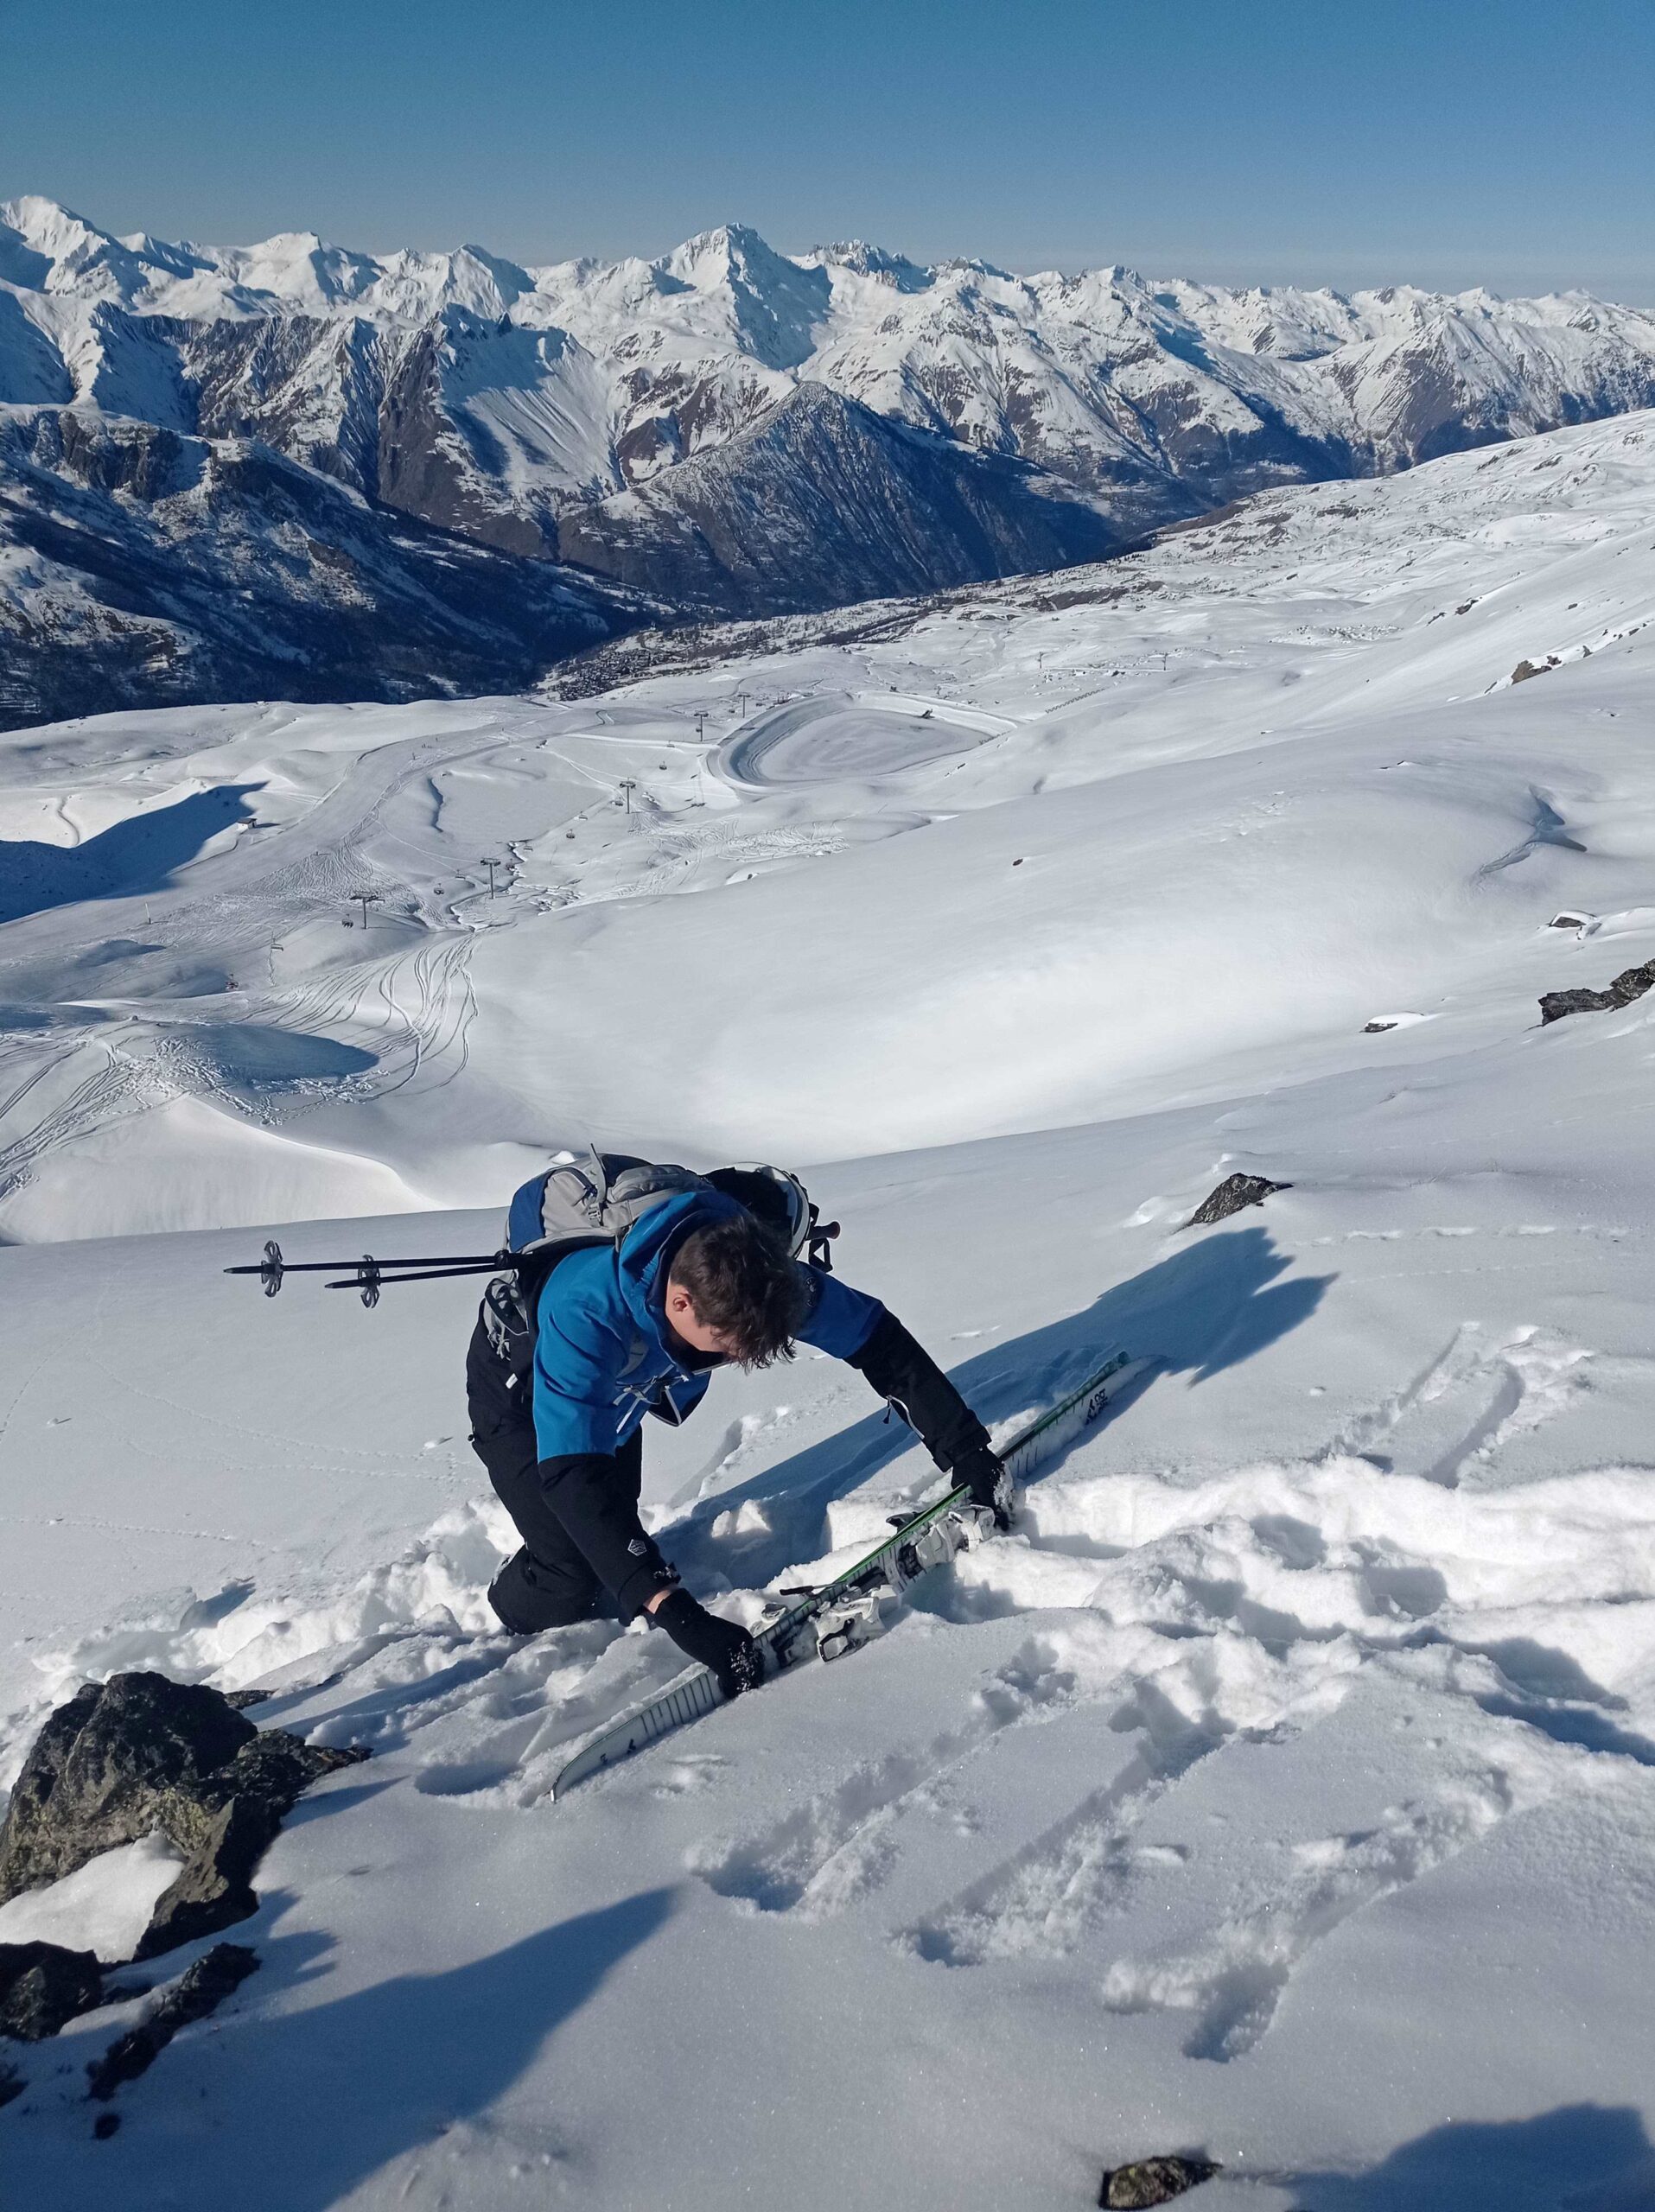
[528,1187,989,1618]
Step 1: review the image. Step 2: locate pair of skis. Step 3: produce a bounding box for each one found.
[552,1348,1149,1798]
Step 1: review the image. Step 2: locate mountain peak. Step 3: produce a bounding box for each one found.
[0,194,102,249]
[808,241,933,293]
[659,224,830,371]
[666,223,786,283]
[0,196,160,301]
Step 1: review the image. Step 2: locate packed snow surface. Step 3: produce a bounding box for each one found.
[3,411,1655,2208]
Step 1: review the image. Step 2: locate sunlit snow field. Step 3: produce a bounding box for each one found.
[2,412,1654,2209]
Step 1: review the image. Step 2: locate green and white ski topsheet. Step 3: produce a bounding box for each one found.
[551,1348,1149,1798]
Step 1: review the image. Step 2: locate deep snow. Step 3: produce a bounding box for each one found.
[2,411,1654,2209]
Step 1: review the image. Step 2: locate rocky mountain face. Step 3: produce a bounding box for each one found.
[556,384,1124,615]
[5,193,1655,721]
[0,405,639,730]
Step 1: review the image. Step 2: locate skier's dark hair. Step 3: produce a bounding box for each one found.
[668,1213,809,1368]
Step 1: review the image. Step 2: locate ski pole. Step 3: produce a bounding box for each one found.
[225,1238,512,1300]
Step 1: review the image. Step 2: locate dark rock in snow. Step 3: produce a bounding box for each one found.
[1363,1019,1397,1033]
[1186,1173,1292,1227]
[86,1942,259,2100]
[1100,2154,1222,2207]
[0,1940,104,2040]
[1539,959,1655,1026]
[136,1793,280,1960]
[0,1671,367,1961]
[0,2059,24,2108]
[0,1674,252,1899]
[92,2109,122,2138]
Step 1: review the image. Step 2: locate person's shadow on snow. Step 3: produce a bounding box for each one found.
[1284,2101,1655,2209]
[34,1888,677,2212]
[676,1222,1334,1587]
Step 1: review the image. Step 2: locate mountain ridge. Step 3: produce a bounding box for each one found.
[7,193,1655,721]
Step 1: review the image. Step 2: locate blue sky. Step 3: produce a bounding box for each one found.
[3,0,1651,299]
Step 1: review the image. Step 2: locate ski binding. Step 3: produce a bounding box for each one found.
[552,1346,1151,1797]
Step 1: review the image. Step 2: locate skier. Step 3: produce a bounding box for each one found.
[466,1179,1008,1696]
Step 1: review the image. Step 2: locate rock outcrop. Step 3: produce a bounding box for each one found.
[0,1940,104,2040]
[1099,2154,1221,2208]
[1539,959,1655,1026]
[0,1672,366,1961]
[86,1943,260,2100]
[1185,1173,1292,1228]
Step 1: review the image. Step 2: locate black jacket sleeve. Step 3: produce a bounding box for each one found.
[535,1454,674,1621]
[846,1310,990,1474]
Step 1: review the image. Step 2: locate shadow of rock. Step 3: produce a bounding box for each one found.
[21,1891,676,2210]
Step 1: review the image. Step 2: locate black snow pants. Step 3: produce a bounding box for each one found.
[465,1314,643,1633]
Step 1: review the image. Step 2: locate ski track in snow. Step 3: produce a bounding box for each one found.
[10,1386,1651,2100]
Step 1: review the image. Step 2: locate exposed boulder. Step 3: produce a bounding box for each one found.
[1185,1173,1292,1228]
[1539,959,1655,1026]
[1100,2154,1221,2207]
[0,1672,367,1961]
[0,1939,104,2040]
[0,1675,253,1899]
[136,1729,366,1958]
[86,1942,259,2101]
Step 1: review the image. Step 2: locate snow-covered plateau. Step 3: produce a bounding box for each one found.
[2,408,1654,2208]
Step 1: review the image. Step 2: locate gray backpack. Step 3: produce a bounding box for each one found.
[481,1147,831,1387]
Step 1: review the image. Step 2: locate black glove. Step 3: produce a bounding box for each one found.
[953,1444,1013,1531]
[652,1589,763,1697]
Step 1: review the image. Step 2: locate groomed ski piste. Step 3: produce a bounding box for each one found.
[2,410,1655,2209]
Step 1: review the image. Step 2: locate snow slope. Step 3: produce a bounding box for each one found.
[5,405,1653,1232]
[2,410,1655,2208]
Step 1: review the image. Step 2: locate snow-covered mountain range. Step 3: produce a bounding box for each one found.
[6,193,1655,723]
